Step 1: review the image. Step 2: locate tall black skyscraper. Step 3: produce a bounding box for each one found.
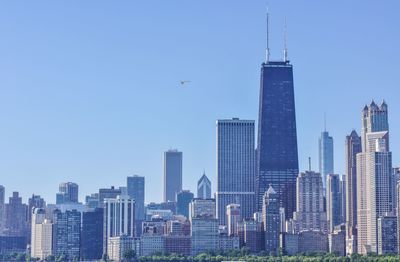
[256,15,299,218]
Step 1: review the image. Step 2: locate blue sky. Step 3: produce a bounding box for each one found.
[0,1,399,204]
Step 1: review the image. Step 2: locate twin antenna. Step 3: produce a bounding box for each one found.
[265,10,288,63]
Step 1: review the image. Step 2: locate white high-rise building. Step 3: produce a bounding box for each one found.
[226,204,241,236]
[103,195,135,256]
[31,208,53,260]
[357,101,392,255]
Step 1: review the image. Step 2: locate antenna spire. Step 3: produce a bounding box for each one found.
[266,10,270,63]
[308,157,312,171]
[283,17,288,62]
[324,113,327,132]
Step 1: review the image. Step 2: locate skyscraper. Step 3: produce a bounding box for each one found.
[256,20,299,217]
[177,190,194,218]
[319,131,334,189]
[127,175,145,236]
[5,192,28,237]
[197,173,211,199]
[357,101,392,254]
[262,185,280,254]
[216,118,255,226]
[326,174,341,232]
[56,182,79,204]
[0,185,5,233]
[293,171,327,233]
[164,150,183,202]
[98,186,121,206]
[103,195,135,255]
[345,130,361,254]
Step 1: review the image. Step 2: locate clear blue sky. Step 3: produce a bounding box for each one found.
[0,1,399,204]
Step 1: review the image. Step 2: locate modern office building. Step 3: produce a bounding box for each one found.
[197,173,211,199]
[216,118,255,226]
[191,217,218,255]
[99,186,122,206]
[85,193,100,209]
[262,186,280,254]
[189,198,215,220]
[293,171,327,233]
[31,208,52,260]
[256,43,299,218]
[319,131,334,188]
[164,235,191,256]
[326,174,341,232]
[52,209,81,260]
[345,130,361,254]
[357,101,392,254]
[377,215,397,255]
[127,175,145,236]
[103,195,135,255]
[238,219,263,253]
[328,224,346,256]
[164,149,183,202]
[176,190,194,218]
[226,204,241,236]
[81,208,104,260]
[56,182,79,204]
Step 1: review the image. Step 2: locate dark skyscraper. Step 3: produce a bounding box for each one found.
[256,17,299,218]
[177,190,194,218]
[81,208,104,260]
[164,149,183,202]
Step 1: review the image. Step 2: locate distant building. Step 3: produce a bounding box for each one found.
[329,224,346,256]
[293,171,327,233]
[282,231,328,255]
[226,204,241,236]
[141,235,164,256]
[164,235,191,256]
[176,190,194,218]
[4,192,28,237]
[377,215,397,255]
[238,219,263,253]
[0,185,4,233]
[85,193,100,209]
[31,208,52,260]
[27,194,46,243]
[108,235,137,261]
[0,236,27,255]
[81,208,104,260]
[197,173,211,199]
[326,174,341,232]
[103,196,135,256]
[216,118,256,226]
[262,186,280,254]
[319,131,334,189]
[164,149,183,202]
[98,186,121,206]
[218,233,240,251]
[56,182,79,204]
[53,209,81,260]
[189,198,215,220]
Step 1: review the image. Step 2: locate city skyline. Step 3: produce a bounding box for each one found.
[0,1,399,204]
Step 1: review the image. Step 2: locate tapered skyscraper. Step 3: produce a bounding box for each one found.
[256,14,299,218]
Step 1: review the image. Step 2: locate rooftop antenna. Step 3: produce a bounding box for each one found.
[324,112,327,132]
[266,8,270,63]
[283,16,288,62]
[308,157,312,171]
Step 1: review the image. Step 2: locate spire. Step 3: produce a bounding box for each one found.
[283,16,288,62]
[324,112,327,132]
[265,9,270,63]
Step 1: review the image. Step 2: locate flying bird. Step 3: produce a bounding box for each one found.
[180,80,191,86]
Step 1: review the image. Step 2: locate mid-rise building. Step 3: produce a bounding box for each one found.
[176,190,194,218]
[238,219,263,253]
[226,204,241,236]
[164,235,191,256]
[326,174,341,232]
[191,216,218,255]
[53,209,81,260]
[164,149,183,202]
[216,118,256,226]
[31,208,52,260]
[197,173,211,199]
[81,208,104,260]
[262,186,280,254]
[377,215,397,255]
[108,235,137,261]
[329,224,346,256]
